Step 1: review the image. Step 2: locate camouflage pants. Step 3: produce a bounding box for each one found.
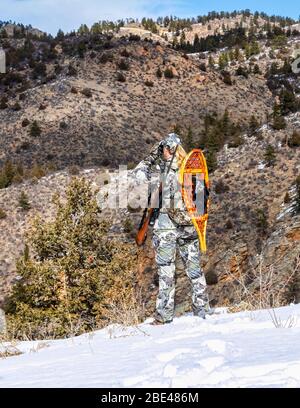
[152,223,209,323]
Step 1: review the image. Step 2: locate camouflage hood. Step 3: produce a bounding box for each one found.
[160,133,182,152]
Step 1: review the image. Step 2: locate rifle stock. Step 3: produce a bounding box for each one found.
[135,208,154,246]
[135,180,162,246]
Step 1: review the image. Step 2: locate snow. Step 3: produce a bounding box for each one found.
[277,185,297,220]
[1,305,300,388]
[257,162,266,170]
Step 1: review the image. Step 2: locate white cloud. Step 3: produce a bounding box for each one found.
[1,0,188,35]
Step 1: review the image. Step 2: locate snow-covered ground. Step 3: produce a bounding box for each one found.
[1,305,300,388]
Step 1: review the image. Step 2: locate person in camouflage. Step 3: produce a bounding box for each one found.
[133,133,210,324]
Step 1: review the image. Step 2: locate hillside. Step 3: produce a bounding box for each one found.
[0,11,300,325]
[0,37,273,170]
[1,119,299,311]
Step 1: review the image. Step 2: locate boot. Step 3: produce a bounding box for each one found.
[150,318,173,325]
[193,303,214,319]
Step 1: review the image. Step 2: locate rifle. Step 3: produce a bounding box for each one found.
[135,144,178,246]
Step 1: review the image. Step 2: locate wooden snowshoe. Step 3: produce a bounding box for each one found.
[179,149,210,253]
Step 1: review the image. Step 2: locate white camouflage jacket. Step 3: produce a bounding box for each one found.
[133,138,193,227]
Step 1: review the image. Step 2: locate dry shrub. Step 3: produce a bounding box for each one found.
[226,252,300,313]
[99,287,146,328]
[0,341,22,359]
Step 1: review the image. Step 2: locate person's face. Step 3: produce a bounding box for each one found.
[163,146,173,161]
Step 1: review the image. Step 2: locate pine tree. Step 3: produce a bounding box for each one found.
[272,102,286,130]
[185,126,193,151]
[222,109,230,138]
[206,149,218,172]
[18,191,31,211]
[249,115,259,133]
[78,24,90,35]
[156,67,162,78]
[218,54,227,69]
[253,64,261,74]
[5,178,138,339]
[172,36,179,48]
[193,33,200,51]
[256,208,268,236]
[269,62,278,75]
[30,120,41,137]
[244,43,251,59]
[234,46,241,61]
[0,96,8,110]
[180,31,186,48]
[282,59,292,74]
[250,41,260,55]
[0,160,18,189]
[279,88,298,115]
[264,144,276,167]
[56,29,65,39]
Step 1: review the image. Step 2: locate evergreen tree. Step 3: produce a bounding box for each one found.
[78,24,90,35]
[269,62,278,75]
[234,46,241,61]
[205,148,218,172]
[249,115,259,133]
[18,191,31,211]
[185,126,193,151]
[250,41,260,55]
[218,54,227,69]
[294,176,300,214]
[279,88,298,115]
[222,109,230,137]
[30,120,41,137]
[193,33,200,51]
[272,102,286,130]
[0,161,22,189]
[156,67,162,78]
[253,64,261,74]
[264,144,276,167]
[172,36,179,48]
[244,43,251,59]
[180,31,186,48]
[256,208,268,236]
[56,29,65,39]
[281,59,292,74]
[77,41,87,58]
[0,96,8,110]
[236,65,248,78]
[287,131,300,147]
[5,178,138,339]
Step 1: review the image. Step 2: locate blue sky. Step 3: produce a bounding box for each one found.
[1,0,299,36]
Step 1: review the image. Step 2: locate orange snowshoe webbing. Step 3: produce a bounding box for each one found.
[179,149,210,253]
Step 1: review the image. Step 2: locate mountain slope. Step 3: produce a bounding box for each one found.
[0,38,273,169]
